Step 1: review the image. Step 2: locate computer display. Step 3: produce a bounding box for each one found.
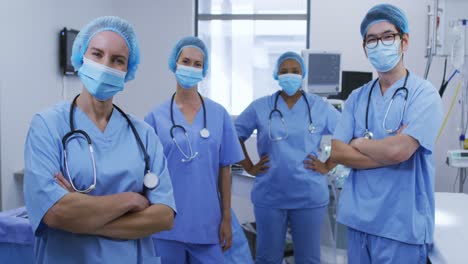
[329,71,373,100]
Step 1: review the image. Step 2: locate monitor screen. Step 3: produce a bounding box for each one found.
[302,51,341,95]
[307,53,341,86]
[329,71,372,100]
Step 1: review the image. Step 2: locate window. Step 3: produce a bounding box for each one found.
[196,0,310,115]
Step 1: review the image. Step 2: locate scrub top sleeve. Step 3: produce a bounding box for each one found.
[144,112,158,134]
[323,102,341,135]
[332,91,357,143]
[220,109,245,167]
[24,115,68,235]
[401,84,443,154]
[145,130,177,213]
[234,102,257,142]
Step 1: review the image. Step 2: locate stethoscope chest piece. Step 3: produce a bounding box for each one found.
[200,128,210,139]
[308,123,316,134]
[364,130,373,139]
[144,172,160,189]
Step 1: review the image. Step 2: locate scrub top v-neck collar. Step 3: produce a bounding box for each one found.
[172,101,203,128]
[73,104,121,139]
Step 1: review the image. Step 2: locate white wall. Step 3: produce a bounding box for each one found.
[0,0,193,210]
[112,0,194,118]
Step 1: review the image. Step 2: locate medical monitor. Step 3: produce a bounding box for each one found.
[302,50,341,96]
[60,27,79,75]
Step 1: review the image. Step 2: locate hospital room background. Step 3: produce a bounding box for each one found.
[0,0,467,263]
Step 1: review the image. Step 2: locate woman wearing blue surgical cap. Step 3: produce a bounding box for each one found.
[144,36,244,264]
[330,4,443,263]
[235,51,341,264]
[23,16,176,264]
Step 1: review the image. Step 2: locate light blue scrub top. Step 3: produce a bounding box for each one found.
[24,102,176,264]
[235,91,340,209]
[333,71,443,244]
[145,97,244,244]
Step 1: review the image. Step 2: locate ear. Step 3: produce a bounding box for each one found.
[401,33,409,53]
[362,42,368,58]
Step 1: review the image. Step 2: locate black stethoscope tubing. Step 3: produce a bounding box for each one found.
[64,94,151,178]
[169,92,208,138]
[271,90,313,127]
[364,70,410,138]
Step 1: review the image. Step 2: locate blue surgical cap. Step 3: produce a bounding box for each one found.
[71,16,141,82]
[273,51,306,80]
[168,36,209,77]
[360,4,409,39]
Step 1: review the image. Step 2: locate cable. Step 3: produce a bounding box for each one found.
[424,47,433,80]
[453,168,460,192]
[61,75,66,100]
[440,69,459,97]
[439,57,447,96]
[463,81,468,135]
[462,170,467,192]
[437,80,462,142]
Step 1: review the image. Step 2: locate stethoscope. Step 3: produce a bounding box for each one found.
[364,70,409,139]
[268,90,315,141]
[61,94,160,193]
[170,92,209,162]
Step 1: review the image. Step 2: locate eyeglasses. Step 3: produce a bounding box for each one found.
[364,33,402,49]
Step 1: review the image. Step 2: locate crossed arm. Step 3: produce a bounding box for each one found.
[330,133,419,169]
[44,173,174,240]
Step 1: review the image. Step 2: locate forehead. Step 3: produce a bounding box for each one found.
[178,47,204,61]
[87,31,129,56]
[366,21,398,36]
[280,59,301,68]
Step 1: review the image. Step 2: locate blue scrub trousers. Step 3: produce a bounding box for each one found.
[347,228,428,264]
[154,239,223,264]
[254,205,327,264]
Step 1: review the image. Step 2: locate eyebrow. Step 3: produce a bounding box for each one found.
[112,54,128,61]
[366,29,397,37]
[89,47,128,60]
[89,47,104,53]
[181,56,203,63]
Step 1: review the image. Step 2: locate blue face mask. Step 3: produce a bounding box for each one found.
[175,64,204,89]
[278,74,303,96]
[366,39,402,72]
[78,58,126,101]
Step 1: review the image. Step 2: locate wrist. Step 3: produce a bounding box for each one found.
[353,138,366,151]
[125,192,140,211]
[245,162,254,171]
[222,209,231,221]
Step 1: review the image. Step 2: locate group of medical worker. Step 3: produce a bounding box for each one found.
[22,3,443,264]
